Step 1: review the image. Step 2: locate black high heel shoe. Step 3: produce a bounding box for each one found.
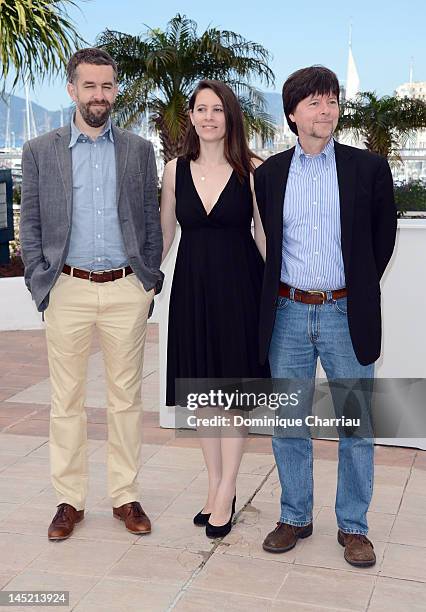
[193,509,211,526]
[205,495,236,538]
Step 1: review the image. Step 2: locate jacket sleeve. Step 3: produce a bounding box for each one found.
[372,158,397,279]
[20,141,45,295]
[143,142,164,294]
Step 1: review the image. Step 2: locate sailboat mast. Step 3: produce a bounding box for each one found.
[5,96,11,149]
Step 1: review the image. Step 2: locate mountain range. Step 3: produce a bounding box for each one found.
[0,91,284,147]
[0,94,72,147]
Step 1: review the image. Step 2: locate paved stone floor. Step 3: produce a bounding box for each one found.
[0,326,425,611]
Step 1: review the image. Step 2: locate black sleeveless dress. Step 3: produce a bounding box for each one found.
[166,157,269,406]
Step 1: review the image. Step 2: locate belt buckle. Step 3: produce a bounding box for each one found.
[88,269,101,282]
[307,290,327,302]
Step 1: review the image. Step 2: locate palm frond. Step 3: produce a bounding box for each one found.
[112,78,153,128]
[238,96,276,142]
[0,0,85,88]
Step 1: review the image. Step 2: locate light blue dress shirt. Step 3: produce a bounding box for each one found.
[281,138,345,290]
[66,116,129,271]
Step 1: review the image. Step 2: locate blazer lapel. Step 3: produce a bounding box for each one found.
[334,141,356,272]
[54,126,73,219]
[113,125,129,206]
[270,148,294,263]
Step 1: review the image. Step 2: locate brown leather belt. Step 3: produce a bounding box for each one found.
[279,282,347,304]
[62,264,133,283]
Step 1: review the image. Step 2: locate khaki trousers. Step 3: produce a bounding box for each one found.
[44,272,154,511]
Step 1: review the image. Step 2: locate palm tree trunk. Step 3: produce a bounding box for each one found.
[155,118,186,162]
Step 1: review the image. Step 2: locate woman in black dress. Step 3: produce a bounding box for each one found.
[161,80,269,537]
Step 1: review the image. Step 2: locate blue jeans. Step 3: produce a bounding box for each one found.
[269,294,374,535]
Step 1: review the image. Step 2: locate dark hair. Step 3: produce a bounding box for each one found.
[66,47,118,84]
[282,66,340,135]
[182,79,260,181]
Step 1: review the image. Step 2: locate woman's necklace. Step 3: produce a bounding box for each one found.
[196,161,228,182]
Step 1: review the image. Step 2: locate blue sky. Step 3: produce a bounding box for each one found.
[8,0,426,110]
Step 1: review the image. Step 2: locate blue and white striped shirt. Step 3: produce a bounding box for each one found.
[281,138,345,290]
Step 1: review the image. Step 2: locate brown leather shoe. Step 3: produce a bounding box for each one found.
[48,503,84,541]
[263,521,313,553]
[338,530,376,567]
[113,501,151,535]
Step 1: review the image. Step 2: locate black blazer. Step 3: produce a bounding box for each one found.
[254,140,397,366]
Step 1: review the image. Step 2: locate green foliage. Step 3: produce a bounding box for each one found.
[0,0,84,88]
[337,92,426,158]
[97,13,276,161]
[394,180,426,216]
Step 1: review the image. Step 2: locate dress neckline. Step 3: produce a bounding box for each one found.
[188,159,234,217]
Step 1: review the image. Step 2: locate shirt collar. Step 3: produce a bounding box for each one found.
[69,115,114,148]
[294,137,335,171]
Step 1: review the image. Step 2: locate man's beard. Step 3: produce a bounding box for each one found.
[311,122,335,139]
[78,100,112,128]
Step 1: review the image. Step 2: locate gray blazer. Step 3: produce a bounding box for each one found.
[20,124,164,312]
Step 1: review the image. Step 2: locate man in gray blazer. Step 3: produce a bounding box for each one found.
[20,48,163,540]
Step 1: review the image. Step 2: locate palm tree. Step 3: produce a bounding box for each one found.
[97,14,275,161]
[338,92,426,159]
[0,0,84,88]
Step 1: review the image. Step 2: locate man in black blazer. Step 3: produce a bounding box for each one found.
[254,66,397,567]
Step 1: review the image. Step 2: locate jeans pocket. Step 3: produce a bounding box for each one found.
[277,296,290,310]
[333,297,348,315]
